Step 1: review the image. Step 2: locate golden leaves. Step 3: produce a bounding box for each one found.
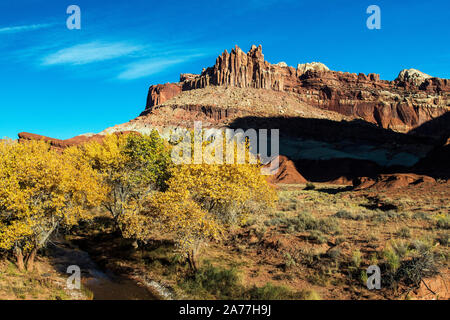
[0,139,105,252]
[123,136,277,258]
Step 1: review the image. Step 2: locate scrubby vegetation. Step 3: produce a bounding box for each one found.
[0,133,280,299]
[179,263,301,300]
[0,134,448,300]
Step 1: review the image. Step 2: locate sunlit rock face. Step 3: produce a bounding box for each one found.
[145,45,449,135]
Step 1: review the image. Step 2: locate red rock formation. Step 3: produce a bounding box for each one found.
[18,131,139,150]
[18,132,65,147]
[146,83,182,108]
[145,45,449,134]
[412,273,450,300]
[265,155,308,184]
[141,104,241,122]
[353,173,436,191]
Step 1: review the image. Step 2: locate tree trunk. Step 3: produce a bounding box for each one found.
[14,247,25,271]
[25,247,37,272]
[187,249,198,272]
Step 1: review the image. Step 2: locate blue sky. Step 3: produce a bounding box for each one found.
[0,0,449,139]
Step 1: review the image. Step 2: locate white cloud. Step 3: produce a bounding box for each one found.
[41,41,143,66]
[0,23,53,34]
[117,54,203,80]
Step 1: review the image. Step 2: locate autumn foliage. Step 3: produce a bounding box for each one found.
[0,131,277,272]
[73,132,172,233]
[0,140,105,271]
[121,134,277,270]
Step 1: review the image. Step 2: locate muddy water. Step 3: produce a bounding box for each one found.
[48,241,157,300]
[84,275,156,300]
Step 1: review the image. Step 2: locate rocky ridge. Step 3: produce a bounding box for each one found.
[15,45,450,184]
[145,45,449,134]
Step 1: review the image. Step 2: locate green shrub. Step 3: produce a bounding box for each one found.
[409,239,433,254]
[298,289,321,300]
[286,212,340,234]
[436,214,449,229]
[384,249,439,289]
[391,240,410,258]
[360,269,368,285]
[351,250,362,268]
[382,247,401,272]
[268,211,340,236]
[412,212,431,220]
[334,210,354,219]
[304,182,316,190]
[181,264,300,300]
[396,227,411,238]
[245,283,295,300]
[371,210,410,223]
[283,253,297,269]
[180,263,242,299]
[327,247,341,261]
[307,230,328,244]
[378,239,440,290]
[319,217,340,234]
[334,210,369,220]
[436,233,449,246]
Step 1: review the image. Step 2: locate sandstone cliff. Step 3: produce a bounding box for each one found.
[145,45,449,134]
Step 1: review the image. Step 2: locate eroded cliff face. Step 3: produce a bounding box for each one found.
[15,46,450,183]
[145,45,449,134]
[146,83,182,108]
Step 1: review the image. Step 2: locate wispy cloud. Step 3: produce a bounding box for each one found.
[0,23,53,34]
[41,41,144,66]
[117,54,204,80]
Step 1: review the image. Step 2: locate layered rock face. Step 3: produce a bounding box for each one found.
[17,44,449,184]
[145,45,449,134]
[146,83,182,108]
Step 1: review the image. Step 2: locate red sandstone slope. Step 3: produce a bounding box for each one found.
[265,155,307,184]
[17,131,138,149]
[18,132,103,149]
[353,173,436,191]
[145,45,449,135]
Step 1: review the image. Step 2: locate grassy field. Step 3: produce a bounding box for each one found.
[0,257,91,300]
[0,182,447,300]
[62,182,449,300]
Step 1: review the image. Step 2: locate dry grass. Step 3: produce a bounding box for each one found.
[3,181,447,300]
[0,258,91,300]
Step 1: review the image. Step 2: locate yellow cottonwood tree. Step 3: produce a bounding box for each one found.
[76,132,172,233]
[124,134,277,271]
[0,140,105,271]
[121,185,220,271]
